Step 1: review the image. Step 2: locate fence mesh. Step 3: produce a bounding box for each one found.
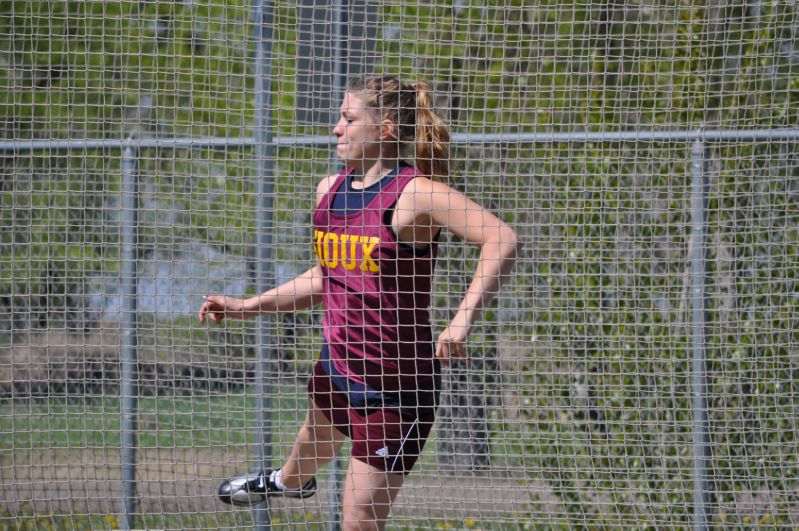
[1,1,798,529]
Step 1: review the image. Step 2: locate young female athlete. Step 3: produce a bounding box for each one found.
[199,75,519,530]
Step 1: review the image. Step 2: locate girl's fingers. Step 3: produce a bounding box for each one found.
[449,344,464,360]
[435,340,449,364]
[435,339,465,365]
[199,298,226,324]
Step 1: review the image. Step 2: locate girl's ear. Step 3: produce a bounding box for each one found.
[380,119,397,140]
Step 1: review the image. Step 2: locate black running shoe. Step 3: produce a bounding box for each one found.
[217,469,317,506]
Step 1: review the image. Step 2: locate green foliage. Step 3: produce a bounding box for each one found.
[0,0,253,139]
[377,0,798,130]
[449,137,798,526]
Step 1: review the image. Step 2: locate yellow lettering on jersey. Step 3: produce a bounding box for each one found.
[340,234,358,270]
[314,230,380,273]
[360,236,380,272]
[314,230,325,266]
[323,232,339,268]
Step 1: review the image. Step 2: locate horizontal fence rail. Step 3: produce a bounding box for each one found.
[2,128,799,153]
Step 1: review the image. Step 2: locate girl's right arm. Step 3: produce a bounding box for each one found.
[199,175,336,325]
[198,265,324,324]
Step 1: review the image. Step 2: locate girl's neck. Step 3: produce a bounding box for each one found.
[351,158,401,189]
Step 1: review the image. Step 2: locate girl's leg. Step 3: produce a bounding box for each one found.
[279,401,347,489]
[341,458,405,531]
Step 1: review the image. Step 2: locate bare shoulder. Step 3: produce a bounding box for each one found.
[398,177,466,214]
[398,176,456,209]
[394,176,468,237]
[315,174,339,208]
[401,175,450,194]
[316,174,338,194]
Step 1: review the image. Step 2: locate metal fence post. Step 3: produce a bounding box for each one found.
[253,0,276,529]
[690,139,710,531]
[326,2,348,530]
[119,144,140,530]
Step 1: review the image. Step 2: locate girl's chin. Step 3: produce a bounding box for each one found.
[337,153,359,166]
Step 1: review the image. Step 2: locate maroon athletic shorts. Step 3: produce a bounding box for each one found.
[308,360,437,475]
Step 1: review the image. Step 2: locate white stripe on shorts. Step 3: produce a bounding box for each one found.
[391,418,419,471]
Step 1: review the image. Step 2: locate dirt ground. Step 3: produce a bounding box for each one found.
[1,447,541,525]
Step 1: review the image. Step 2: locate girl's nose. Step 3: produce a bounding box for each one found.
[333,120,344,137]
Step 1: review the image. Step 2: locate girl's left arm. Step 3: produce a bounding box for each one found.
[415,179,522,363]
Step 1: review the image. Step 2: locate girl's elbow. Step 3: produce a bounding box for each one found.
[499,225,522,258]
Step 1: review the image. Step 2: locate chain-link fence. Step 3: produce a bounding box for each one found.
[2,1,798,529]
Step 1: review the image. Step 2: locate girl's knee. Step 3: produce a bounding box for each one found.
[341,507,384,531]
[296,423,319,443]
[341,457,403,530]
[296,405,346,446]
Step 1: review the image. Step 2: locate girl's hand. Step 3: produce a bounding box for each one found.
[198,295,246,324]
[435,311,472,365]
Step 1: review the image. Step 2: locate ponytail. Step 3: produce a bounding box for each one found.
[349,75,451,179]
[411,81,450,179]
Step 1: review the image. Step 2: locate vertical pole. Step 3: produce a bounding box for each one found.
[327,3,348,530]
[332,0,348,125]
[690,139,710,531]
[252,0,275,529]
[119,145,139,530]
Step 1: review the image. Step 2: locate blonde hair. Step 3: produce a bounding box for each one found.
[349,75,450,179]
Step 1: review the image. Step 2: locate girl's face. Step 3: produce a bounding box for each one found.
[332,92,383,167]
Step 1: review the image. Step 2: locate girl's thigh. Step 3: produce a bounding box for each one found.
[341,457,405,530]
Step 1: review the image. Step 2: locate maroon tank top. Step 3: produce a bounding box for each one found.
[312,166,439,393]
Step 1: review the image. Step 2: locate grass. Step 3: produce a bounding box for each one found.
[1,387,308,452]
[1,384,524,470]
